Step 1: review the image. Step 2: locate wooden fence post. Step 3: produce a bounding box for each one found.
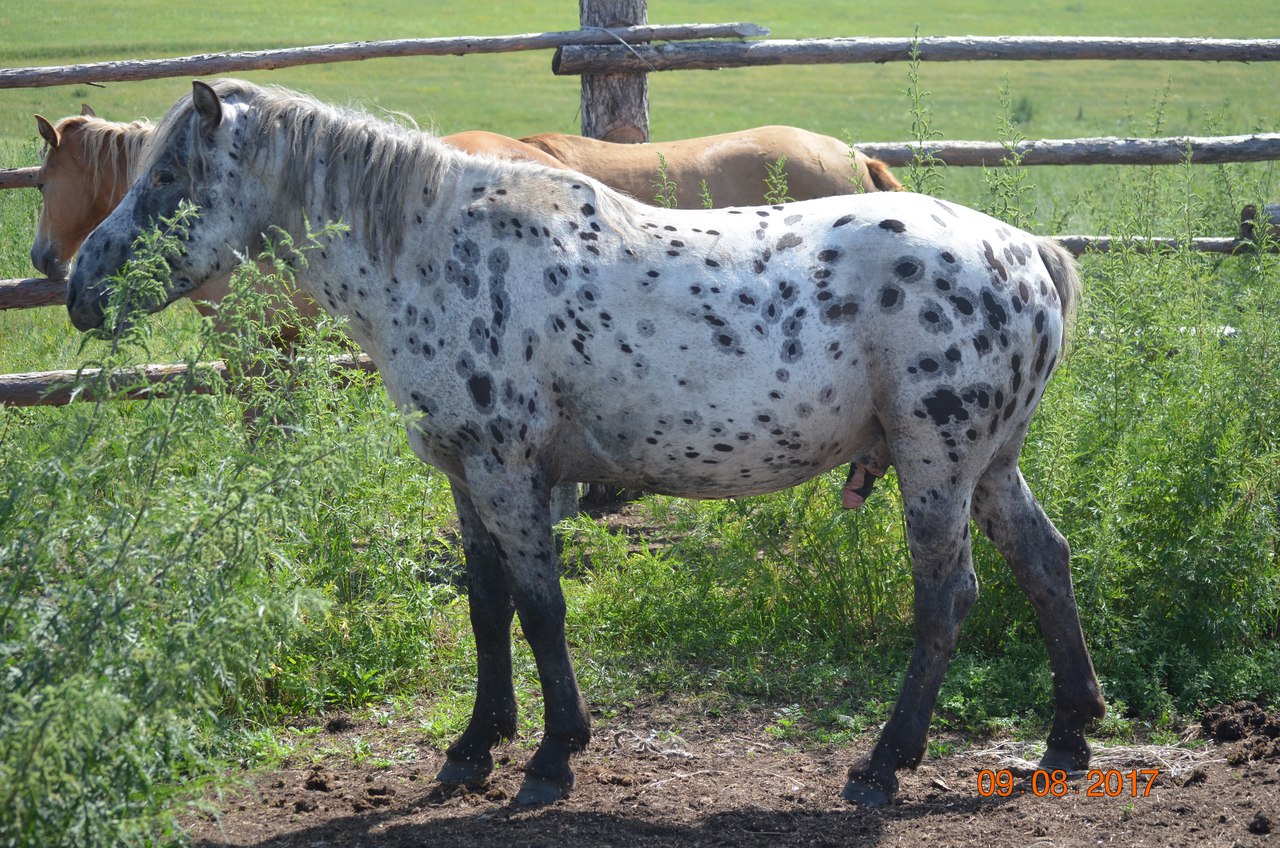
[575,0,650,509]
[579,0,649,142]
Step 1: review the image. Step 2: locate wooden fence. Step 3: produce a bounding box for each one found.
[2,7,1279,408]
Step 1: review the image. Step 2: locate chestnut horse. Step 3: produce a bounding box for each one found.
[521,126,902,207]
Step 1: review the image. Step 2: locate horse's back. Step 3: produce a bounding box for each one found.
[520,126,900,207]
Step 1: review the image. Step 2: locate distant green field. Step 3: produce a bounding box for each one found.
[0,0,1275,151]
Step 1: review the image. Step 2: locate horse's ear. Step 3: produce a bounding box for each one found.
[191,81,223,130]
[35,115,59,149]
[80,103,96,118]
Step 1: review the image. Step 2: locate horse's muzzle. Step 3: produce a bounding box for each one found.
[65,268,108,332]
[30,239,69,281]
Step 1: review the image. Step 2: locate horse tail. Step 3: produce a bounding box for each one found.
[864,157,904,192]
[1036,238,1081,348]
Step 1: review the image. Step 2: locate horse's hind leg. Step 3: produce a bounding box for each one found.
[436,484,519,786]
[971,448,1105,771]
[843,457,978,807]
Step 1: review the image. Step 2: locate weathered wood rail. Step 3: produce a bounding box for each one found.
[858,134,1280,168]
[0,23,767,89]
[0,353,376,407]
[554,35,1280,74]
[0,168,39,190]
[0,277,63,310]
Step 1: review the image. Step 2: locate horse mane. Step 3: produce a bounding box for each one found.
[145,78,453,260]
[142,79,646,260]
[51,115,153,200]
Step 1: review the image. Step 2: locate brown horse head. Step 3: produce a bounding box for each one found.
[30,110,152,279]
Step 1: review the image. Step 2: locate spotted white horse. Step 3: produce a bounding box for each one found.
[67,80,1105,808]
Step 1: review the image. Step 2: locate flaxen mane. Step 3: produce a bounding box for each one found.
[49,115,153,200]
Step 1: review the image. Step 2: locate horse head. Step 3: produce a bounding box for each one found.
[32,107,152,281]
[67,80,263,332]
[31,113,104,280]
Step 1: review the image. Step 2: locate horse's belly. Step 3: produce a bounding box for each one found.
[557,390,883,500]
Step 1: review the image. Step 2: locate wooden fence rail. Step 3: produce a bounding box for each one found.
[0,353,376,407]
[554,35,1280,75]
[0,23,767,89]
[0,277,63,310]
[0,168,38,190]
[857,134,1280,168]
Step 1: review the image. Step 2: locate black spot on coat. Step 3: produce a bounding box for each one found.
[468,374,494,411]
[920,388,970,426]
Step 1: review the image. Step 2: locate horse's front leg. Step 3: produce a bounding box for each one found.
[436,483,519,786]
[457,461,590,805]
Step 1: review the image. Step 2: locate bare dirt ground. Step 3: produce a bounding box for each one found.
[187,700,1279,848]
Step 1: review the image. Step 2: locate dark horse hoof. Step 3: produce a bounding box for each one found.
[436,755,493,787]
[840,778,893,808]
[1038,745,1090,773]
[516,774,572,806]
[841,768,896,808]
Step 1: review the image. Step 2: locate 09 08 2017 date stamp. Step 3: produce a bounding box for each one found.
[976,768,1162,798]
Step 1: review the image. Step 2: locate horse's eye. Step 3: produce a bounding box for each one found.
[155,171,176,186]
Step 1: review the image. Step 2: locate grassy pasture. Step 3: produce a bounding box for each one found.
[0,2,1278,845]
[0,0,1276,148]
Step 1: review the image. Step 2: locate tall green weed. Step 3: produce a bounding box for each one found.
[0,213,467,845]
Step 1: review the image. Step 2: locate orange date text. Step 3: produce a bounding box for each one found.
[976,768,1161,798]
